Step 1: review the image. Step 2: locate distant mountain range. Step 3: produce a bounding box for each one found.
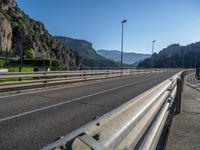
[55,36,120,68]
[138,42,200,68]
[96,50,150,64]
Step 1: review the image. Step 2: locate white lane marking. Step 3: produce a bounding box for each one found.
[0,74,147,99]
[0,78,152,123]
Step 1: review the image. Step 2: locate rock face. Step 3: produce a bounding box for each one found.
[138,42,200,68]
[0,13,12,50]
[0,0,16,10]
[0,0,80,69]
[55,36,119,67]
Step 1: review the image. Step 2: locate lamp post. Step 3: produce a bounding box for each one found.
[151,40,156,69]
[121,19,127,69]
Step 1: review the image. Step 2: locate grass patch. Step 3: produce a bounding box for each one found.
[8,67,34,72]
[0,67,35,82]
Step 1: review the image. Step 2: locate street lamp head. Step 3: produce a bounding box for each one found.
[152,40,156,43]
[122,19,127,23]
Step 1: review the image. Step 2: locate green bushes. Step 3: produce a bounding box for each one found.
[25,48,36,60]
[0,60,9,67]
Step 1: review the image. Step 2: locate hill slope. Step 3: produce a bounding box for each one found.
[97,50,150,64]
[138,42,200,68]
[0,0,80,68]
[55,36,119,68]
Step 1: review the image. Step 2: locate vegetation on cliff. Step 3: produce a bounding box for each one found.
[0,0,81,69]
[138,42,200,68]
[55,36,120,68]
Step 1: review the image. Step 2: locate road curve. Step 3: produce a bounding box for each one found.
[0,72,176,150]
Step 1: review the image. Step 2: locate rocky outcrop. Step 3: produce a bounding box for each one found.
[0,0,81,69]
[55,36,119,67]
[138,42,200,68]
[0,0,16,10]
[0,13,12,50]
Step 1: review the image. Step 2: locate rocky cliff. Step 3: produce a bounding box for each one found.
[0,0,80,68]
[138,42,200,68]
[55,36,120,67]
[0,12,12,50]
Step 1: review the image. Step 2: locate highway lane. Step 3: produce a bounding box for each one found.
[0,72,176,150]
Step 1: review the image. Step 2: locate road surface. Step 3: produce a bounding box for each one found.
[0,72,176,150]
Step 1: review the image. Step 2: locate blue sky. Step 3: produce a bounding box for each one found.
[16,0,200,54]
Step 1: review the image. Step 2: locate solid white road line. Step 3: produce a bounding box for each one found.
[0,78,152,123]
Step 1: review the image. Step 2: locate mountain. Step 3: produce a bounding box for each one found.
[0,0,80,69]
[55,36,119,68]
[96,50,151,64]
[138,42,200,68]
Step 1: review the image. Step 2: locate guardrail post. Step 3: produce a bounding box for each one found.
[175,78,183,114]
[84,71,87,80]
[44,72,47,87]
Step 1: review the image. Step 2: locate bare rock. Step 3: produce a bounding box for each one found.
[0,0,16,10]
[0,13,12,51]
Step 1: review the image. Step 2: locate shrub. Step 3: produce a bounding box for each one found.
[25,48,36,60]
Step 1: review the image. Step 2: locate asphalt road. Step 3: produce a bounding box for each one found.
[0,72,177,150]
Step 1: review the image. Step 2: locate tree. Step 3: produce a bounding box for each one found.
[25,48,36,60]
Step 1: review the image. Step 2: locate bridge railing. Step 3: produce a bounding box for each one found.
[0,68,179,92]
[41,70,186,150]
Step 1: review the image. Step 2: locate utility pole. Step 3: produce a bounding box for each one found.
[121,19,127,69]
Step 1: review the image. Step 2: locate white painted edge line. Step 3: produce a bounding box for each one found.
[0,78,151,123]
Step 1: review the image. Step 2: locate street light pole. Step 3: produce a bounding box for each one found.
[151,40,156,69]
[121,19,127,69]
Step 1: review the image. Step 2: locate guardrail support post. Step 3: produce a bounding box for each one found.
[44,72,47,87]
[84,71,87,80]
[175,78,182,114]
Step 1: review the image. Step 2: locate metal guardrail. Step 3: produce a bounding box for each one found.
[41,70,185,150]
[0,68,178,92]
